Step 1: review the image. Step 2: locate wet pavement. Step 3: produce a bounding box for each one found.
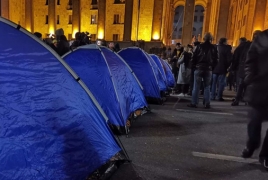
[111,91,268,180]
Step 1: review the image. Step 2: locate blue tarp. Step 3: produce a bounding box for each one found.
[149,54,168,89]
[145,53,167,91]
[162,60,176,87]
[118,48,161,99]
[0,18,121,179]
[63,45,147,130]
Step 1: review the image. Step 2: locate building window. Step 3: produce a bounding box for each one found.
[91,15,97,24]
[91,34,96,41]
[174,27,177,31]
[91,0,98,9]
[67,0,72,10]
[45,15,48,24]
[114,0,125,4]
[45,0,48,5]
[57,0,60,5]
[200,16,204,22]
[57,15,60,24]
[113,34,119,41]
[114,14,120,24]
[194,16,197,22]
[68,15,72,24]
[195,10,198,12]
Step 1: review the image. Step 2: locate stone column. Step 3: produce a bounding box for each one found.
[123,0,134,41]
[216,0,231,43]
[264,0,268,29]
[48,0,56,34]
[1,0,9,19]
[25,0,33,32]
[245,0,256,39]
[166,3,174,45]
[97,0,106,39]
[151,0,164,40]
[253,0,267,32]
[202,0,211,38]
[72,0,80,33]
[181,0,195,45]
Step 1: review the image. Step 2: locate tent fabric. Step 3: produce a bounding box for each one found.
[0,17,121,179]
[161,60,176,87]
[150,54,167,84]
[63,45,147,132]
[118,48,161,99]
[144,53,167,91]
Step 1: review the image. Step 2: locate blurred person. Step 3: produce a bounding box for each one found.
[241,30,268,171]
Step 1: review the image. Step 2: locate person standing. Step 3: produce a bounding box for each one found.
[230,37,252,106]
[211,38,232,101]
[177,46,192,97]
[171,43,183,92]
[188,33,218,108]
[241,30,268,170]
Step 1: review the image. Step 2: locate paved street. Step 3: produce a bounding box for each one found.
[112,92,268,180]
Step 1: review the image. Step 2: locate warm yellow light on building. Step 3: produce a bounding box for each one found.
[152,32,160,40]
[98,29,104,39]
[49,26,54,35]
[72,28,79,38]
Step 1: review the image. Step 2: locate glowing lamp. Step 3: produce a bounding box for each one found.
[152,32,160,40]
[98,29,104,39]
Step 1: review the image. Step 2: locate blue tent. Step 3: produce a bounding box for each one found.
[161,60,176,88]
[0,17,123,179]
[150,54,168,85]
[63,45,147,134]
[118,48,165,101]
[144,53,167,91]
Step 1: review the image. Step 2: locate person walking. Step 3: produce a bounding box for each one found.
[211,38,232,101]
[187,33,218,108]
[241,30,268,170]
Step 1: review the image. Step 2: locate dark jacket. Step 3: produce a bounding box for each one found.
[231,41,250,78]
[57,40,70,56]
[244,30,268,105]
[192,41,218,71]
[213,44,232,74]
[171,48,183,73]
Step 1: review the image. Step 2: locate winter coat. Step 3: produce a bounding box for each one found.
[177,52,191,84]
[192,41,218,71]
[57,40,70,56]
[231,41,250,78]
[171,48,183,73]
[244,30,268,105]
[213,44,232,74]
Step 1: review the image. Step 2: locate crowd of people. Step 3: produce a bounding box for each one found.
[161,32,260,109]
[162,31,268,170]
[33,30,121,57]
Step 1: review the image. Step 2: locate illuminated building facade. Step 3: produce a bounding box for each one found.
[0,0,267,47]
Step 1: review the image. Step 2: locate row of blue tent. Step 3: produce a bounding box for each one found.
[0,16,175,179]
